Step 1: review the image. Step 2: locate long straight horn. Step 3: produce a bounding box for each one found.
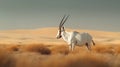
[61,15,69,27]
[59,15,66,29]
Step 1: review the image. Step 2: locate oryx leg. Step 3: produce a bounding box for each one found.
[71,43,75,51]
[69,43,75,51]
[85,43,91,51]
[92,40,95,46]
[68,42,72,51]
[69,45,71,51]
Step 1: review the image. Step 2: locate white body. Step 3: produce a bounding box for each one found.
[56,15,95,51]
[60,31,93,51]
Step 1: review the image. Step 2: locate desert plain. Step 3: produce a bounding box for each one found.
[0,27,120,67]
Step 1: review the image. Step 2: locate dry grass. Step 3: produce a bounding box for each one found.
[0,47,12,67]
[37,52,111,67]
[93,45,115,54]
[93,44,120,55]
[1,43,120,67]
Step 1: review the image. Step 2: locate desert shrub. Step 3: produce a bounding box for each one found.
[6,45,20,52]
[23,44,51,55]
[0,47,11,67]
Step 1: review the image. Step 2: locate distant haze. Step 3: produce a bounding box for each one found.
[0,0,120,32]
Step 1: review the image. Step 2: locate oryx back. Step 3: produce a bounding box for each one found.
[74,32,92,46]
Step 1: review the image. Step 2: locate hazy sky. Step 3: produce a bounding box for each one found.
[0,0,120,32]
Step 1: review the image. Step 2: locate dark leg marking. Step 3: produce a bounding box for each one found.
[85,43,91,51]
[92,40,95,46]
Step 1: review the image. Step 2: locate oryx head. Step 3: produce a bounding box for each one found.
[56,15,69,39]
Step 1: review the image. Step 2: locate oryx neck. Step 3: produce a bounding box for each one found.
[61,31,69,42]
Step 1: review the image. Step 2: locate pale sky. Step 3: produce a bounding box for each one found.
[0,0,120,32]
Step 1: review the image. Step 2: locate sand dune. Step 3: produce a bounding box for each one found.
[0,27,120,45]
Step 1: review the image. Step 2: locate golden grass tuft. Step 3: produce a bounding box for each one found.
[50,45,69,55]
[63,53,109,67]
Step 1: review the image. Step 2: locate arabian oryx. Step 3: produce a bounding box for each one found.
[56,15,95,51]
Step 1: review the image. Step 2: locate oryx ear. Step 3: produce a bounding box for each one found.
[62,26,65,31]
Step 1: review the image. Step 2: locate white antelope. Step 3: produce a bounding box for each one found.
[56,15,95,51]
